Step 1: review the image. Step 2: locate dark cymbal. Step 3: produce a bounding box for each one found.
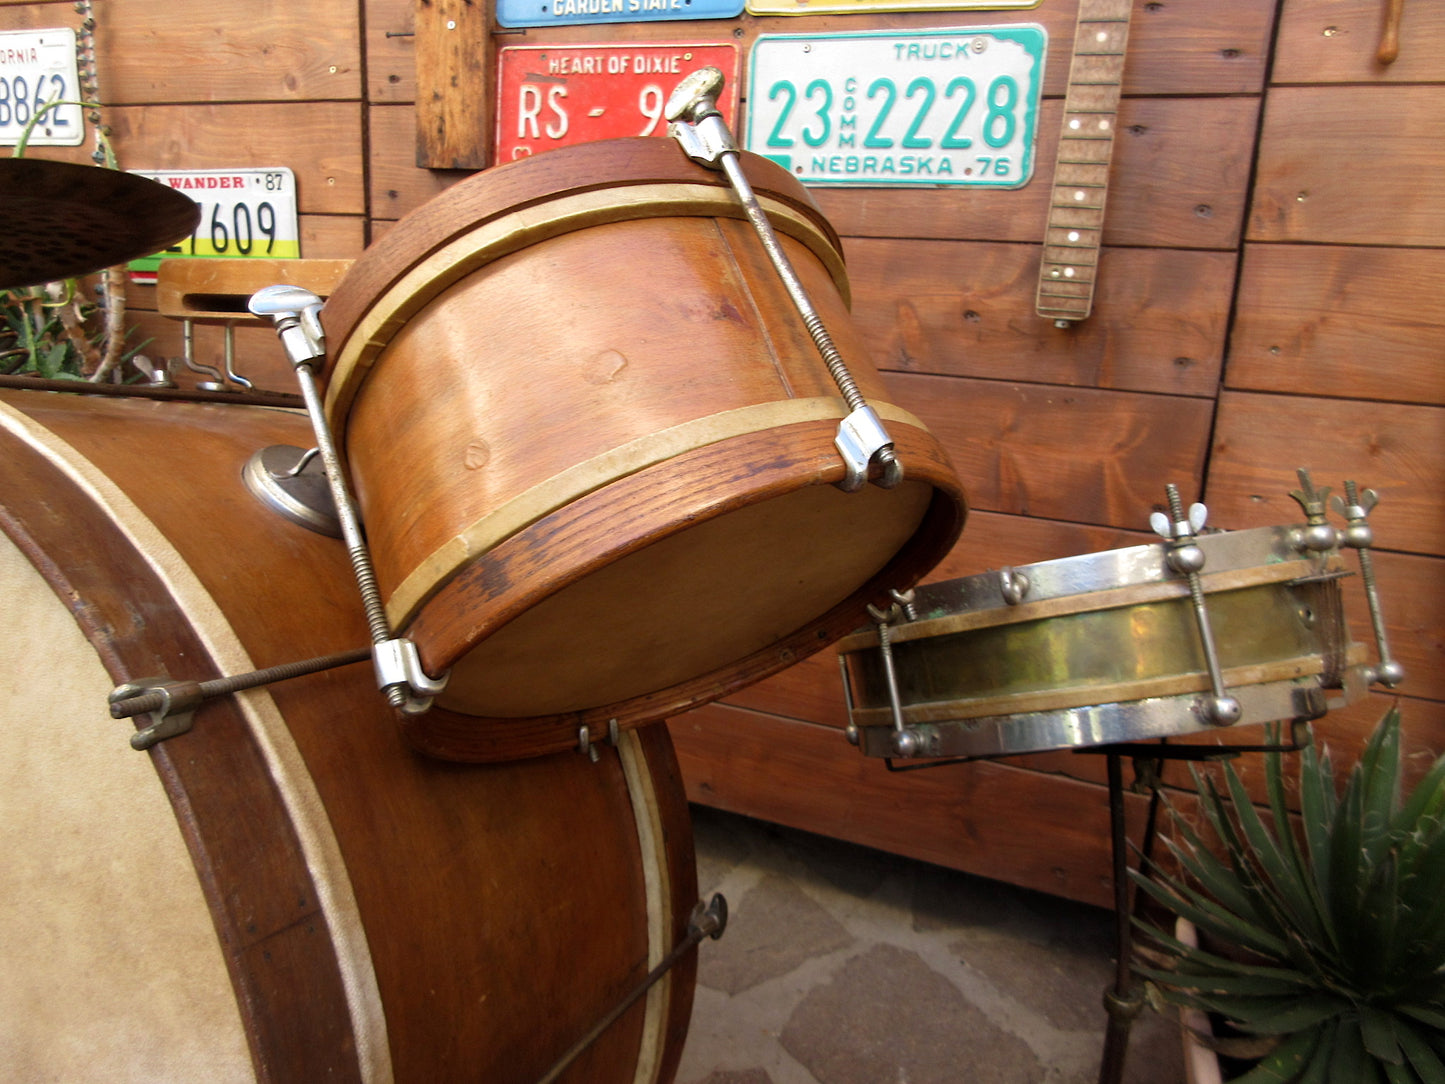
[0,158,202,290]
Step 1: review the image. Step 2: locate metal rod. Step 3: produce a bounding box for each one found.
[0,373,302,408]
[535,895,727,1084]
[108,647,372,719]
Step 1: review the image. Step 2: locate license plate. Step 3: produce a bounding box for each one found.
[0,29,84,147]
[126,168,300,283]
[745,27,1046,188]
[496,43,739,163]
[497,0,743,29]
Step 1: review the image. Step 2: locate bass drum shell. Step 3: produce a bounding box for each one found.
[0,389,696,1084]
[321,138,965,760]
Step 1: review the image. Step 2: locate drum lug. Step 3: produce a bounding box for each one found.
[865,592,922,757]
[1330,480,1406,689]
[667,67,902,492]
[1149,485,1241,728]
[372,639,449,716]
[109,677,201,751]
[1287,467,1341,554]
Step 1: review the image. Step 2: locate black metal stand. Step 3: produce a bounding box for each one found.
[1079,723,1310,1084]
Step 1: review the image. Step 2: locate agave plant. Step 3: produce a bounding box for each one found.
[1133,708,1445,1083]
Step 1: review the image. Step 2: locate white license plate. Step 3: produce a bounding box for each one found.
[0,29,84,147]
[126,168,300,281]
[746,27,1046,188]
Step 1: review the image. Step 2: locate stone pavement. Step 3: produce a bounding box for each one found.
[675,806,1187,1084]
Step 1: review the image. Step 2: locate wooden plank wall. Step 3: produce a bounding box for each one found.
[2,0,1439,909]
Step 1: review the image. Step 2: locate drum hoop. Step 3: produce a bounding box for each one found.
[847,642,1368,729]
[383,397,927,630]
[835,556,1342,653]
[323,183,848,440]
[0,395,394,1084]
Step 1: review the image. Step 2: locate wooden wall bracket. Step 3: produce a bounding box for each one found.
[415,0,495,170]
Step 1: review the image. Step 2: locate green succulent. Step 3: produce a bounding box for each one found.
[1133,708,1445,1083]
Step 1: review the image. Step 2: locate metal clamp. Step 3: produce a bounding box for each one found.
[110,677,202,751]
[1287,467,1339,554]
[1148,485,1241,727]
[373,638,450,715]
[1331,480,1405,688]
[666,67,902,492]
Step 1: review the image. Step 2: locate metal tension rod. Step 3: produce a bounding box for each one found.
[248,285,448,715]
[534,895,728,1084]
[665,66,902,494]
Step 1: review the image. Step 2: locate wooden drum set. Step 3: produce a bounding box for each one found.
[0,67,1403,1084]
[0,73,966,1084]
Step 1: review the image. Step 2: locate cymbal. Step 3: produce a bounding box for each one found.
[0,158,202,290]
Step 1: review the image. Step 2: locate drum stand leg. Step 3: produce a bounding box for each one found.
[1083,725,1311,1084]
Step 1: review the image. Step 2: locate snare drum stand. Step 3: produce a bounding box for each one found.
[1080,727,1309,1084]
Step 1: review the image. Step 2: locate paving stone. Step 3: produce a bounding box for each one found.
[696,1071,776,1084]
[693,806,757,893]
[780,944,1045,1084]
[699,872,855,996]
[948,932,1113,1032]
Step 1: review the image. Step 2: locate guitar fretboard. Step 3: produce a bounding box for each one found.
[1035,0,1133,324]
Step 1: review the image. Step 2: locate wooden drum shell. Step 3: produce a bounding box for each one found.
[321,139,966,756]
[0,389,696,1084]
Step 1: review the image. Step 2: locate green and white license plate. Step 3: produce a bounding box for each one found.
[745,27,1046,188]
[0,28,85,147]
[126,168,299,282]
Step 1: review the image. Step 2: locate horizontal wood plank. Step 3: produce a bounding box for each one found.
[668,701,1152,909]
[848,239,1232,396]
[1208,391,1445,558]
[1272,0,1445,85]
[95,0,362,103]
[885,372,1214,528]
[1249,86,1445,247]
[813,97,1257,248]
[1227,244,1445,406]
[366,0,414,103]
[102,103,365,215]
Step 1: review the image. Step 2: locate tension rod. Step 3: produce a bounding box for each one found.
[535,894,728,1084]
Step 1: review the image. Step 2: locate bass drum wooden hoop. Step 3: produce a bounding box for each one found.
[0,389,696,1084]
[837,524,1367,760]
[320,139,966,760]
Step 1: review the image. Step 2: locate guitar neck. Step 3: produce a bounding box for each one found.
[1035,0,1133,325]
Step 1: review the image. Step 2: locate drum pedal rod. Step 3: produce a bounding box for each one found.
[665,67,902,494]
[247,285,449,716]
[534,894,728,1084]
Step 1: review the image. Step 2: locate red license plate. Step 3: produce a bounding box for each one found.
[496,43,740,163]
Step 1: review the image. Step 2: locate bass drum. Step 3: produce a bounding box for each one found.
[0,389,696,1084]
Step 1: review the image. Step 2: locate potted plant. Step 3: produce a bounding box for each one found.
[1132,707,1445,1083]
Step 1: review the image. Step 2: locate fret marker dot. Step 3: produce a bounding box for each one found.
[1099,119,1110,130]
[1068,231,1080,242]
[1074,191,1086,201]
[1096,31,1108,42]
[1064,267,1076,278]
[1069,119,1081,130]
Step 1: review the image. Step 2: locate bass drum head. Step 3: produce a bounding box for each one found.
[0,531,253,1082]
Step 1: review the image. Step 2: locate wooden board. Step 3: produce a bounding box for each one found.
[849,240,1233,396]
[1273,0,1445,84]
[887,372,1214,527]
[1208,390,1445,558]
[1249,86,1445,247]
[413,0,493,169]
[1227,243,1445,406]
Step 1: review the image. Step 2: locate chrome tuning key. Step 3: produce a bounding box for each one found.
[1331,480,1405,689]
[1149,485,1241,727]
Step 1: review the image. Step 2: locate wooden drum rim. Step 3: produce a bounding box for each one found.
[322,181,849,437]
[385,397,929,630]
